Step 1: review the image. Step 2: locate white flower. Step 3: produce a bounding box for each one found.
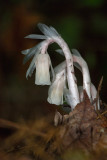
[22,40,54,85]
[22,23,80,108]
[47,70,65,105]
[35,53,51,85]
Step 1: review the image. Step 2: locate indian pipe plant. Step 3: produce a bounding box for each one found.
[0,23,107,160]
[22,23,100,114]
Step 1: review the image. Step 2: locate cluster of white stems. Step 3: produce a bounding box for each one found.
[22,23,100,111]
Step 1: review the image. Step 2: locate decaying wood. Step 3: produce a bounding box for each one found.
[52,91,106,151]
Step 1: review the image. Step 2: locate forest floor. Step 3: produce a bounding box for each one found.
[0,90,107,160]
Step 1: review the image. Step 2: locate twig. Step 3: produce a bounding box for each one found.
[97,110,107,120]
[0,119,46,137]
[0,119,20,129]
[96,76,103,112]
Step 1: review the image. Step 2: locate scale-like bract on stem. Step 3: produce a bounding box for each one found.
[22,42,44,64]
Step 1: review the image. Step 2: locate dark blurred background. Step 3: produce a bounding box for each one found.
[0,0,107,122]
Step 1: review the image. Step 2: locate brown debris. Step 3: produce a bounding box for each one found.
[0,91,107,160]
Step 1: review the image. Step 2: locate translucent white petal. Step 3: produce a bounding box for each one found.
[50,62,55,82]
[29,64,35,77]
[26,53,39,79]
[47,53,55,82]
[72,49,81,57]
[38,23,60,38]
[73,62,82,72]
[25,34,47,39]
[35,53,51,85]
[50,26,60,37]
[54,61,66,74]
[23,42,44,64]
[21,48,31,55]
[38,23,52,37]
[55,49,64,56]
[47,71,65,105]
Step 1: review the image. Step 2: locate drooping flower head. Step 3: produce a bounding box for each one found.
[47,69,66,105]
[22,23,80,109]
[22,23,100,111]
[21,23,61,85]
[35,53,51,85]
[22,40,54,85]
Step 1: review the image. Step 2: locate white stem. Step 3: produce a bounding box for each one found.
[41,38,80,109]
[73,55,91,99]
